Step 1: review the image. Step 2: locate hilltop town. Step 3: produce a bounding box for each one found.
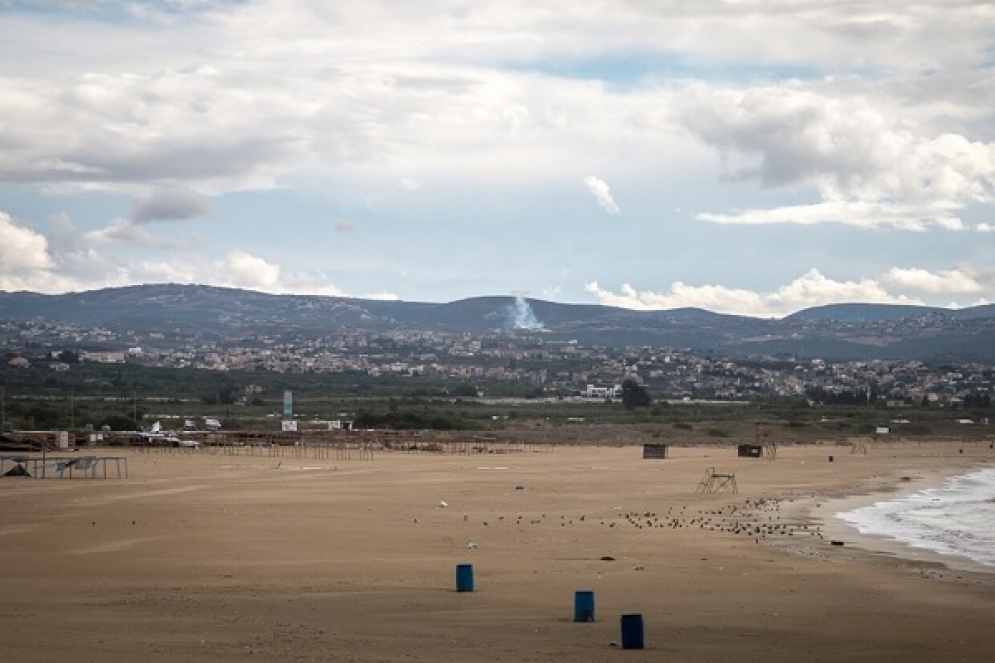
[3,313,993,410]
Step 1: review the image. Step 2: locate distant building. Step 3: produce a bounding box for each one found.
[585,384,621,399]
[81,351,126,364]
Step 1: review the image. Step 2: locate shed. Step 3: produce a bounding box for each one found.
[737,444,762,458]
[642,443,669,459]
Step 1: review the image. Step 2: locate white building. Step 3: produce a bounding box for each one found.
[585,384,621,399]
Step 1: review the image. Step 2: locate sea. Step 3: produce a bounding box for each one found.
[836,467,995,568]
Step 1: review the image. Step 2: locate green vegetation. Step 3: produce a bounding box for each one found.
[353,408,480,431]
[620,378,652,410]
[1,361,990,440]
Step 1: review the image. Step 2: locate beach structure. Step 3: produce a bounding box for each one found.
[0,454,129,479]
[132,429,553,460]
[836,437,868,454]
[737,444,762,458]
[755,425,777,460]
[762,438,777,460]
[696,467,738,494]
[642,443,668,459]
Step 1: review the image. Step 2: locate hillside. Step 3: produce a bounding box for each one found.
[3,284,995,360]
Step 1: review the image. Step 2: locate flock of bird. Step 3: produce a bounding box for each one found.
[434,496,826,546]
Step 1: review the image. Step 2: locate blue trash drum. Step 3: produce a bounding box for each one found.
[620,613,644,650]
[573,590,596,622]
[456,563,474,592]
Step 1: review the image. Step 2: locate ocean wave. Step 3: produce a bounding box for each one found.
[837,468,995,567]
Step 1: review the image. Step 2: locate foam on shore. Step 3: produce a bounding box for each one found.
[836,467,995,568]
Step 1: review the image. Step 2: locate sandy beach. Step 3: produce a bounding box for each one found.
[2,440,994,662]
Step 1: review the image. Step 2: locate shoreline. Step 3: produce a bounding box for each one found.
[801,463,995,577]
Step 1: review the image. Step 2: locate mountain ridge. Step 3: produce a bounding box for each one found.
[2,283,995,360]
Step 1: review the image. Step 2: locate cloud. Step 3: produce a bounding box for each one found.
[35,158,104,175]
[81,184,208,249]
[86,218,188,250]
[0,65,300,193]
[1,210,389,298]
[358,291,399,301]
[696,200,965,232]
[0,212,53,272]
[278,272,350,297]
[583,175,620,215]
[130,184,211,223]
[1,2,992,200]
[585,269,925,318]
[2,3,994,306]
[209,2,995,76]
[883,267,983,294]
[218,250,282,290]
[135,259,201,284]
[0,211,97,292]
[214,250,373,297]
[682,85,995,231]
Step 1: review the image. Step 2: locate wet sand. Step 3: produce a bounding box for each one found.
[1,440,994,662]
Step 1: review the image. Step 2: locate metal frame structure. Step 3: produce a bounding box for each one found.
[0,454,129,479]
[696,467,738,494]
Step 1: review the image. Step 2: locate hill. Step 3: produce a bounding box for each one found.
[3,284,995,360]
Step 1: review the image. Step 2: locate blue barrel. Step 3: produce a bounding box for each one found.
[620,613,644,650]
[455,563,474,592]
[573,590,595,622]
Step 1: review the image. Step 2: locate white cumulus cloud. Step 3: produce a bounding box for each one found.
[682,85,995,231]
[883,267,983,294]
[586,269,925,318]
[218,250,282,290]
[583,175,620,216]
[0,212,53,272]
[0,211,98,292]
[214,250,383,298]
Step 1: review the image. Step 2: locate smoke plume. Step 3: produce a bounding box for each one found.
[507,293,544,330]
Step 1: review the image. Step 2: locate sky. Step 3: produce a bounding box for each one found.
[1,1,994,318]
